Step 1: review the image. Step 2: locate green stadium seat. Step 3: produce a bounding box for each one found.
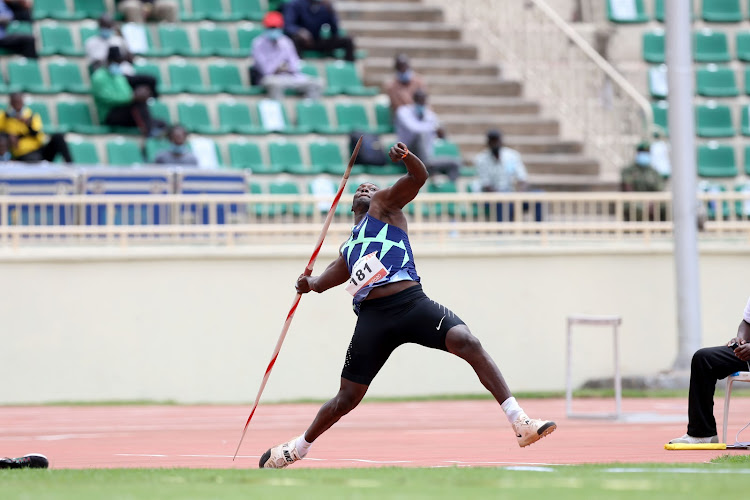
[79,24,98,46]
[47,60,89,94]
[7,59,54,94]
[699,182,730,219]
[606,0,649,22]
[433,139,472,176]
[177,101,220,135]
[73,0,106,18]
[693,29,730,63]
[743,67,750,95]
[167,61,220,94]
[745,146,750,175]
[180,0,209,21]
[648,65,668,99]
[269,180,302,216]
[144,137,169,163]
[696,102,735,137]
[734,183,750,217]
[697,142,737,177]
[427,180,461,217]
[68,138,100,164]
[325,61,378,96]
[307,178,348,216]
[26,101,63,134]
[229,0,265,21]
[198,25,240,57]
[229,141,280,174]
[741,105,750,136]
[696,65,738,97]
[237,24,264,54]
[107,138,144,166]
[642,30,665,64]
[335,102,374,133]
[295,100,341,134]
[148,100,171,125]
[33,0,83,20]
[39,24,83,57]
[217,100,264,134]
[256,99,299,134]
[157,25,195,57]
[652,100,669,136]
[374,102,393,134]
[270,140,321,175]
[654,0,694,22]
[736,32,750,62]
[309,140,348,176]
[132,61,173,95]
[702,0,742,22]
[208,62,263,95]
[57,101,109,134]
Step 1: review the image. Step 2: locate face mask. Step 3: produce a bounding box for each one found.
[414,104,425,116]
[170,144,187,155]
[6,108,17,118]
[267,28,283,41]
[109,63,122,75]
[99,28,113,39]
[397,70,412,84]
[635,151,651,166]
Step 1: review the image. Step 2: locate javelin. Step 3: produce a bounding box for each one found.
[232,136,363,461]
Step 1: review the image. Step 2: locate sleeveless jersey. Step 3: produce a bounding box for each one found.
[341,213,420,314]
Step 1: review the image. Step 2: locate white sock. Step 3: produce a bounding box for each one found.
[295,434,312,458]
[501,397,525,424]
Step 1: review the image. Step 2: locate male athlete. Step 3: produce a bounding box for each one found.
[259,142,556,468]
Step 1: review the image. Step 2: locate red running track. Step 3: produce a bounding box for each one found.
[1,398,748,469]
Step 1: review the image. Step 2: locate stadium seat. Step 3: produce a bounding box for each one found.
[325,61,379,96]
[699,182,731,219]
[198,25,240,57]
[270,140,321,175]
[132,61,173,95]
[606,0,649,22]
[652,100,669,136]
[654,0,694,22]
[177,101,220,135]
[28,101,66,134]
[106,138,144,166]
[374,102,393,134]
[696,65,738,97]
[68,138,100,164]
[33,0,82,20]
[295,100,340,134]
[743,67,750,95]
[229,0,265,21]
[735,184,750,217]
[256,99,298,134]
[696,102,735,137]
[208,62,263,95]
[736,32,750,62]
[268,180,302,216]
[229,141,280,174]
[701,0,742,22]
[57,101,109,134]
[697,142,737,177]
[642,30,665,64]
[167,61,220,94]
[8,59,57,94]
[335,102,374,133]
[237,24,264,54]
[648,65,668,99]
[426,180,461,217]
[308,178,349,216]
[144,137,169,163]
[39,24,83,57]
[309,140,348,176]
[693,29,731,63]
[147,100,171,125]
[79,24,98,46]
[72,0,106,18]
[157,25,195,57]
[217,100,264,134]
[741,105,750,135]
[187,0,222,21]
[745,146,750,175]
[47,60,89,94]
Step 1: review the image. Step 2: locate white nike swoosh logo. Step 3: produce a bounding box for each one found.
[436,315,446,330]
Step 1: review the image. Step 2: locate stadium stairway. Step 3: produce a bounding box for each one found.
[337,0,607,191]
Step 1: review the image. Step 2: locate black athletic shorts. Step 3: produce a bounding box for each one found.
[341,284,465,385]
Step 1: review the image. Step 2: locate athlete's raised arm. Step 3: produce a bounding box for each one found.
[373,142,429,212]
[295,254,350,294]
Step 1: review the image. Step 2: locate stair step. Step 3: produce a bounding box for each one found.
[451,134,583,155]
[337,2,443,22]
[431,98,540,116]
[364,57,500,77]
[527,175,618,192]
[342,21,462,40]
[522,154,600,176]
[441,115,559,135]
[354,37,477,59]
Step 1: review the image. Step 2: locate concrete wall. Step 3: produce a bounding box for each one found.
[1,245,748,404]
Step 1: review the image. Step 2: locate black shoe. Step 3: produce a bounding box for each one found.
[0,454,49,469]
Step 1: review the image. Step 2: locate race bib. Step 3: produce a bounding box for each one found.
[345,252,387,296]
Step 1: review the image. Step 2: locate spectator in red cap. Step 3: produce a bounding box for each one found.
[251,10,323,100]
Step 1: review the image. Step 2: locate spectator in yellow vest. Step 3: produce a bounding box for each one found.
[0,93,72,163]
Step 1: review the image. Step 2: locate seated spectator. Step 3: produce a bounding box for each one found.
[0,92,72,163]
[252,11,323,100]
[385,53,426,113]
[395,89,460,181]
[0,133,11,162]
[116,0,178,23]
[91,47,161,137]
[154,125,198,166]
[85,14,158,97]
[4,0,30,21]
[0,0,36,58]
[621,141,665,221]
[283,0,355,62]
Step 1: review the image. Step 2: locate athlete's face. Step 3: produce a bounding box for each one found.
[352,183,379,212]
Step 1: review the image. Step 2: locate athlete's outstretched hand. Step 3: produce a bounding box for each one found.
[389,142,409,162]
[295,274,314,294]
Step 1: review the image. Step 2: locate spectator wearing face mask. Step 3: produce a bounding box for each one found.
[385,53,426,113]
[621,141,665,221]
[0,92,72,163]
[251,10,323,99]
[154,125,198,166]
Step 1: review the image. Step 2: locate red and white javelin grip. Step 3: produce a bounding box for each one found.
[232,136,363,461]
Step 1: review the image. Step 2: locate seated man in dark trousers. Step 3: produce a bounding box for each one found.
[0,93,72,163]
[0,0,36,58]
[669,296,750,444]
[282,0,355,62]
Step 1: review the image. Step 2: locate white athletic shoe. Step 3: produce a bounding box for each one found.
[512,415,557,447]
[259,436,303,469]
[668,434,719,445]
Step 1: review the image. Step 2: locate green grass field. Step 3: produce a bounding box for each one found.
[3,457,749,500]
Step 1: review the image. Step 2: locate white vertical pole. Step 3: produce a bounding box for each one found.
[565,318,573,416]
[613,322,622,419]
[665,0,702,369]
